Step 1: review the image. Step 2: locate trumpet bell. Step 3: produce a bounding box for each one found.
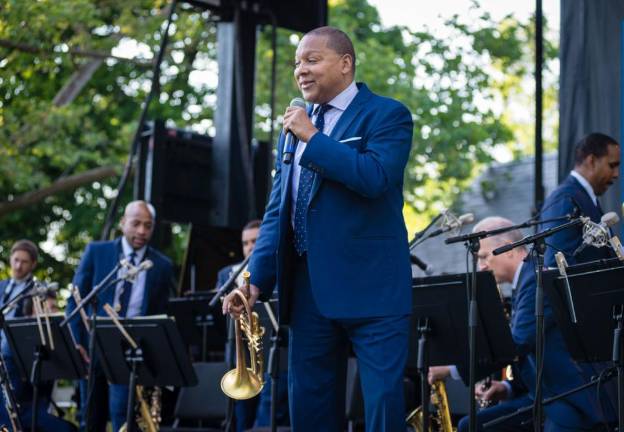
[221,367,263,400]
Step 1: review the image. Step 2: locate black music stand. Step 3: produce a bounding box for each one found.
[94,316,198,432]
[543,258,624,430]
[408,271,516,431]
[4,314,87,432]
[167,294,226,361]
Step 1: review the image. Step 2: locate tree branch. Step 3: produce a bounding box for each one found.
[0,38,152,68]
[0,166,119,218]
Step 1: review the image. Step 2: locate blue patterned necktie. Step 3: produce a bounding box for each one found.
[293,103,332,255]
[118,252,137,317]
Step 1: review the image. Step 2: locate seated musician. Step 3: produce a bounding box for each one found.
[216,220,289,431]
[432,211,618,431]
[0,240,76,431]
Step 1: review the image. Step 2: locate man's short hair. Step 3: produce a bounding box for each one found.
[473,217,525,251]
[305,26,356,75]
[574,133,619,165]
[243,219,262,231]
[10,239,38,262]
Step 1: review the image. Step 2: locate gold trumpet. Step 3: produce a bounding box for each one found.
[221,271,265,400]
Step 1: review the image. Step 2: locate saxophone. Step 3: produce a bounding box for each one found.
[406,380,455,431]
[119,385,161,432]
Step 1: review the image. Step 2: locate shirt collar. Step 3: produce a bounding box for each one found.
[570,170,598,206]
[121,237,147,262]
[511,262,523,292]
[313,80,358,114]
[10,275,31,286]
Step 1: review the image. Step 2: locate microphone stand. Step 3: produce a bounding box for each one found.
[445,213,574,246]
[208,254,251,307]
[409,213,445,247]
[60,261,126,430]
[491,217,586,431]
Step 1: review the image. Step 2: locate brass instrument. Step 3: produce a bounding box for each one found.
[221,271,265,400]
[406,380,455,432]
[119,385,161,432]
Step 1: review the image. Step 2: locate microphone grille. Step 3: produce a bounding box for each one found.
[290,97,306,109]
[601,211,620,227]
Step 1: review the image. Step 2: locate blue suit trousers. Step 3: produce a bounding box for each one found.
[288,255,409,432]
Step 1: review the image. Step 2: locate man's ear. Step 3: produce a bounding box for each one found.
[341,54,353,75]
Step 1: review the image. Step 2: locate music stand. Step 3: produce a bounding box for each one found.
[167,293,226,360]
[543,257,624,430]
[4,314,87,432]
[408,271,516,431]
[93,315,197,432]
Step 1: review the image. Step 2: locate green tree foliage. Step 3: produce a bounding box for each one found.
[0,0,553,283]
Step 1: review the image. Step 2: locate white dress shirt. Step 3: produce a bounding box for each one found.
[570,170,598,206]
[290,81,359,226]
[114,237,148,318]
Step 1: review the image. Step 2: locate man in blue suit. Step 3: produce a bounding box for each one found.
[531,132,620,430]
[223,26,413,431]
[65,200,175,432]
[451,134,620,431]
[0,240,76,431]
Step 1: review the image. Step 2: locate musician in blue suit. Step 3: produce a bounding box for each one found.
[65,201,175,432]
[223,26,413,431]
[531,132,620,430]
[0,240,76,431]
[454,134,620,430]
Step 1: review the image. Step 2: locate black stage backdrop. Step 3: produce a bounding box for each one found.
[559,0,624,223]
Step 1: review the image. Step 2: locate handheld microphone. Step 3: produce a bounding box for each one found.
[282,97,307,164]
[573,211,619,256]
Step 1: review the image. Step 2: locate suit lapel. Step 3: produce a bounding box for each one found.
[309,84,371,201]
[99,240,122,307]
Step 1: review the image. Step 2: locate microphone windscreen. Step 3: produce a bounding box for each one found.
[290,97,306,109]
[602,211,620,227]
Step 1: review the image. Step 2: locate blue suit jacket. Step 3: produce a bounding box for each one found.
[65,238,175,348]
[540,174,613,266]
[248,83,413,323]
[511,175,616,427]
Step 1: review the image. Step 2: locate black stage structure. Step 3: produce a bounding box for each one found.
[101,0,327,293]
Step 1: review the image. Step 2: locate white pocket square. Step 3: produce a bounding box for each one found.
[339,136,362,143]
